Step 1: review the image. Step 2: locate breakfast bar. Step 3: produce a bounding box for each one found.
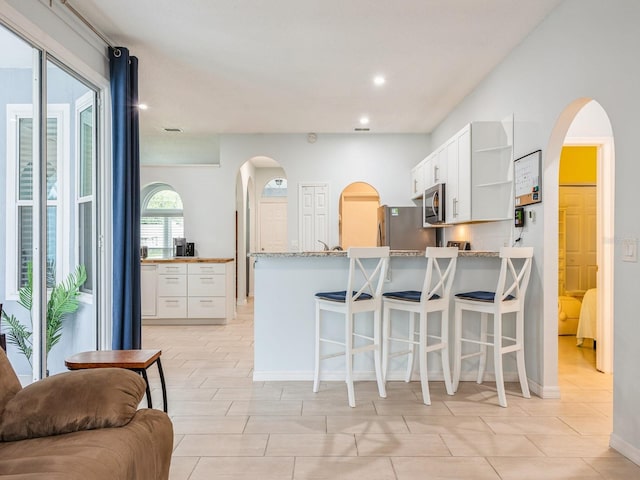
[251,250,504,382]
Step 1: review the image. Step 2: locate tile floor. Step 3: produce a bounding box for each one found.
[142,303,640,479]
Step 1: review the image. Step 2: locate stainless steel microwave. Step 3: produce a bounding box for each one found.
[423,183,445,226]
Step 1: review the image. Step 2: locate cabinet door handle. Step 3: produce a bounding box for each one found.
[165,300,179,304]
[453,198,458,217]
[164,277,181,280]
[434,165,439,182]
[199,299,213,303]
[199,277,214,280]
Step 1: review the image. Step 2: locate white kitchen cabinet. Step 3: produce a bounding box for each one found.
[418,116,513,225]
[446,125,472,223]
[141,264,158,317]
[142,260,235,325]
[468,117,514,222]
[410,161,425,199]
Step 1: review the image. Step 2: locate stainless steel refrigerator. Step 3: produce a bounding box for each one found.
[377,205,437,250]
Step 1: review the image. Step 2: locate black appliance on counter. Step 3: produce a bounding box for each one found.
[174,238,195,257]
[377,205,438,250]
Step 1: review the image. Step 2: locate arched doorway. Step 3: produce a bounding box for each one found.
[339,182,380,249]
[235,156,287,303]
[543,99,615,394]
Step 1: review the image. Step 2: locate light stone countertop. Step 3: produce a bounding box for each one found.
[250,250,498,258]
[141,257,234,264]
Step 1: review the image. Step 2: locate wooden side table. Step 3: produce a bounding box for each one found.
[65,349,167,413]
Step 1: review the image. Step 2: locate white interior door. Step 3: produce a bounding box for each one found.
[259,201,287,252]
[299,183,329,251]
[560,186,597,295]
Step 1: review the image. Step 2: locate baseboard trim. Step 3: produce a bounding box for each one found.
[528,380,561,399]
[253,370,521,382]
[610,434,640,466]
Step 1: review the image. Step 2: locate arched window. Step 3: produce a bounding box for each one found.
[141,183,184,258]
[262,177,287,197]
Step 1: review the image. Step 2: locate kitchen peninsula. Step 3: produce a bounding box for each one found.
[141,258,235,325]
[251,250,503,382]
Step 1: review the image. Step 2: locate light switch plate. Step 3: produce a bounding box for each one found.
[622,237,637,262]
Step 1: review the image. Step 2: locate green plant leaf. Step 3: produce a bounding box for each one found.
[45,264,86,354]
[3,262,87,361]
[1,311,33,366]
[18,262,33,312]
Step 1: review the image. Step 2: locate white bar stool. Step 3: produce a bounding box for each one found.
[382,247,459,405]
[452,247,534,407]
[313,246,390,407]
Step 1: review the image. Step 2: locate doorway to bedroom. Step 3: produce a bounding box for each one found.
[555,100,614,382]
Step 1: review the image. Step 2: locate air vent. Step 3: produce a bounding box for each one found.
[163,128,183,133]
[354,127,370,132]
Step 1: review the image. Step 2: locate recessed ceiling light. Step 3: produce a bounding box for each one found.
[137,103,149,110]
[373,75,385,86]
[359,116,370,125]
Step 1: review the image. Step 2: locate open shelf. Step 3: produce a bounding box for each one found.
[474,145,512,153]
[475,180,512,188]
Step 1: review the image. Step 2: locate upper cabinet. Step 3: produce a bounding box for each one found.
[413,115,514,224]
[410,162,425,199]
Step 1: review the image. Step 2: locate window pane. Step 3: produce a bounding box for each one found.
[18,118,33,201]
[78,201,93,292]
[262,177,288,197]
[141,216,184,258]
[46,119,58,201]
[79,106,92,197]
[147,190,183,209]
[18,205,33,287]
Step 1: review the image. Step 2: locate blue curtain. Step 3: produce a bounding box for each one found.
[110,47,141,349]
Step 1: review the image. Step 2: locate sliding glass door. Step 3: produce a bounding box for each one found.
[0,23,100,380]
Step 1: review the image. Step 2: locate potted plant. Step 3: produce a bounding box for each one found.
[0,263,87,366]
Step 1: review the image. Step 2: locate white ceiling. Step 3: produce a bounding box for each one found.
[75,0,562,136]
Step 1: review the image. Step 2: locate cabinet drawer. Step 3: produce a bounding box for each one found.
[188,275,225,296]
[188,297,225,318]
[188,263,226,275]
[158,263,187,275]
[157,274,187,296]
[157,297,187,318]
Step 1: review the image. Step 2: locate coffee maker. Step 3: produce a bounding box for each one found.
[174,237,187,257]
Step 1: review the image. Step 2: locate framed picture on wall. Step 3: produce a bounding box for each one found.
[514,150,542,206]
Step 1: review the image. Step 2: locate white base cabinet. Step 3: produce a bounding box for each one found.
[142,260,235,325]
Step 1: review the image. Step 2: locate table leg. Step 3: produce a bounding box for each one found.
[140,369,153,409]
[156,358,168,413]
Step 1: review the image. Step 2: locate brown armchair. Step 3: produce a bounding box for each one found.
[0,347,173,479]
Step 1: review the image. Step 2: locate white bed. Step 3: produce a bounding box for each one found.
[576,288,597,346]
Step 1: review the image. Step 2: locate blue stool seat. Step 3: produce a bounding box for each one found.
[382,291,440,302]
[455,291,514,302]
[315,290,373,302]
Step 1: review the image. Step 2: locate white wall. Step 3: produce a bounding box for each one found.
[223,134,430,251]
[427,0,640,461]
[143,134,431,258]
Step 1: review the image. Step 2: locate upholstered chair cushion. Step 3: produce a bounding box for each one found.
[382,290,441,302]
[315,290,373,302]
[0,348,22,417]
[0,368,146,441]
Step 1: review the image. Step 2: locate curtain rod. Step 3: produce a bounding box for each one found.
[56,0,121,56]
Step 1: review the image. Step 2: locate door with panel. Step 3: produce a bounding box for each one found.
[259,201,288,252]
[299,184,329,251]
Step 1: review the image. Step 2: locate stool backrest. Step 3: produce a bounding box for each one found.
[423,247,459,303]
[346,247,390,302]
[497,247,534,303]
